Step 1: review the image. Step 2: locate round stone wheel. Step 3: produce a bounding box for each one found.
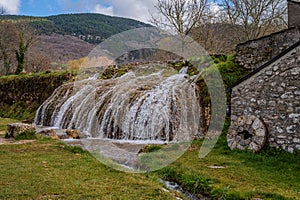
[227,115,268,152]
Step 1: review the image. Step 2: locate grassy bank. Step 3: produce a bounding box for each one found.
[0,118,19,132]
[155,120,300,200]
[0,71,75,121]
[0,117,176,199]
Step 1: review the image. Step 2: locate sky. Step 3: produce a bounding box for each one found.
[0,0,157,23]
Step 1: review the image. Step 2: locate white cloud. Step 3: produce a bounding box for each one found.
[207,2,225,23]
[210,2,221,14]
[208,2,223,17]
[55,0,224,24]
[92,4,114,16]
[56,0,155,23]
[107,0,156,23]
[0,0,20,14]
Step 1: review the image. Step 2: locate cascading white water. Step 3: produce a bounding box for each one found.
[35,66,202,141]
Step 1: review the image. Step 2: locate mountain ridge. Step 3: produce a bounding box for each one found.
[0,13,152,44]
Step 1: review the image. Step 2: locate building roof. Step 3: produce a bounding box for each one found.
[288,0,300,4]
[236,27,297,47]
[227,40,300,92]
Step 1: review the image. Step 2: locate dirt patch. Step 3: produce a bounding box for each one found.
[0,136,35,145]
[0,131,5,137]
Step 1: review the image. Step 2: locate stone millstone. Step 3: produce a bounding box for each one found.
[7,123,36,138]
[227,115,268,152]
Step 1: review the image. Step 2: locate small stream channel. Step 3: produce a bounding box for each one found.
[162,180,211,200]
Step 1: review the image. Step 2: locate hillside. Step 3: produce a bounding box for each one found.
[0,13,152,44]
[0,13,152,70]
[33,34,94,66]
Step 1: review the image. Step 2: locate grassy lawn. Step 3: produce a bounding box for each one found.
[0,118,299,199]
[155,121,300,200]
[0,139,175,199]
[0,118,19,136]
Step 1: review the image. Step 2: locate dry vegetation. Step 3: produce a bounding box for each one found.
[33,34,94,69]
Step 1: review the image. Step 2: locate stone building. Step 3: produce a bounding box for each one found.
[227,0,300,153]
[235,0,300,70]
[288,0,300,28]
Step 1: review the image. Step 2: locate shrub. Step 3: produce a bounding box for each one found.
[158,167,212,197]
[180,172,212,196]
[15,131,37,140]
[141,144,163,153]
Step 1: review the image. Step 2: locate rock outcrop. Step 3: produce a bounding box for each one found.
[37,128,83,140]
[37,129,60,140]
[6,123,35,138]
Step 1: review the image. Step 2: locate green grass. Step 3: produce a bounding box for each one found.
[0,70,76,81]
[0,104,36,121]
[212,54,250,87]
[0,120,298,199]
[0,117,19,132]
[0,139,175,199]
[154,120,300,200]
[15,131,37,140]
[140,144,165,153]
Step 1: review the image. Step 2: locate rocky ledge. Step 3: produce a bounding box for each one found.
[6,123,82,140]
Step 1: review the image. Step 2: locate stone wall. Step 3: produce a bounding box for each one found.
[235,28,300,70]
[0,71,75,120]
[229,45,300,152]
[288,0,300,28]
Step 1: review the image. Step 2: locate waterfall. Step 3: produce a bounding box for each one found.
[35,67,202,142]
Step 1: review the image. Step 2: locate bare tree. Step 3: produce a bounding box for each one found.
[151,0,209,38]
[0,22,38,75]
[151,0,210,62]
[26,51,51,73]
[0,22,18,75]
[192,23,237,54]
[221,0,287,42]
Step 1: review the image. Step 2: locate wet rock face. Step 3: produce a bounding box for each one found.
[66,129,80,139]
[227,115,267,152]
[37,128,83,140]
[6,123,35,138]
[38,129,60,140]
[230,45,300,153]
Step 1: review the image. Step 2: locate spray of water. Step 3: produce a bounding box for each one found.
[35,65,201,142]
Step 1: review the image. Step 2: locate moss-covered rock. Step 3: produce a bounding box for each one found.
[6,123,35,138]
[0,71,76,121]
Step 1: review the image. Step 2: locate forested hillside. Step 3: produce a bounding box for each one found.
[0,13,152,44]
